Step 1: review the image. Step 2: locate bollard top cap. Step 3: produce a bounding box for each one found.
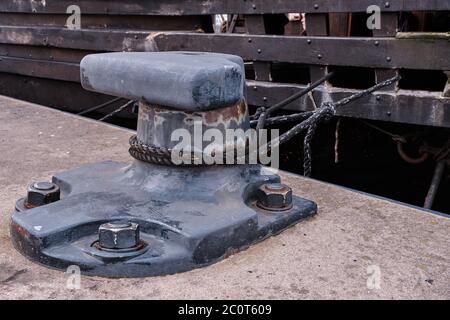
[80,51,245,111]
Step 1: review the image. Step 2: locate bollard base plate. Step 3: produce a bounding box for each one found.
[11,161,316,278]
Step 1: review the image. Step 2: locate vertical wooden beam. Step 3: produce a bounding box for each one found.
[414,11,427,31]
[373,12,398,37]
[329,13,350,37]
[245,15,272,82]
[284,13,303,36]
[373,12,399,91]
[306,13,328,36]
[305,13,329,87]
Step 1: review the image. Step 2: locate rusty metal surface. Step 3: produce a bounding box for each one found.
[137,101,249,149]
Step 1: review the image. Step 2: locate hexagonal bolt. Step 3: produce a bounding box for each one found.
[98,222,140,250]
[25,181,60,208]
[256,183,293,211]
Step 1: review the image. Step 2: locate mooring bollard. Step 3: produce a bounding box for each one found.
[11,52,317,277]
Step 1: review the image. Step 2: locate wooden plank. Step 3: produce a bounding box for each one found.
[0,72,116,114]
[372,12,398,37]
[1,0,448,15]
[305,13,329,86]
[246,15,272,82]
[153,32,450,70]
[227,14,239,33]
[0,56,79,82]
[0,13,203,30]
[247,80,450,128]
[305,13,328,36]
[0,26,152,51]
[0,44,89,63]
[247,81,315,111]
[329,13,350,37]
[373,12,399,91]
[252,62,272,82]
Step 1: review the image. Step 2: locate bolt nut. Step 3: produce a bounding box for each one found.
[98,222,140,250]
[25,182,60,208]
[256,183,293,211]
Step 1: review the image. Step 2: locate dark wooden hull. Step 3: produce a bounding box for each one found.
[0,1,449,126]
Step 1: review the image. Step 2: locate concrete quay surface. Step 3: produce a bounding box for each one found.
[0,96,448,299]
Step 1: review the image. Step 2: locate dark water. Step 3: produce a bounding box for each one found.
[277,117,450,215]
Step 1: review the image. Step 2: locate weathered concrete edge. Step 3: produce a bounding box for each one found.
[282,170,450,220]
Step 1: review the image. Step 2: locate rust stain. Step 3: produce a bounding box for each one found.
[204,100,247,124]
[11,223,30,240]
[141,100,248,128]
